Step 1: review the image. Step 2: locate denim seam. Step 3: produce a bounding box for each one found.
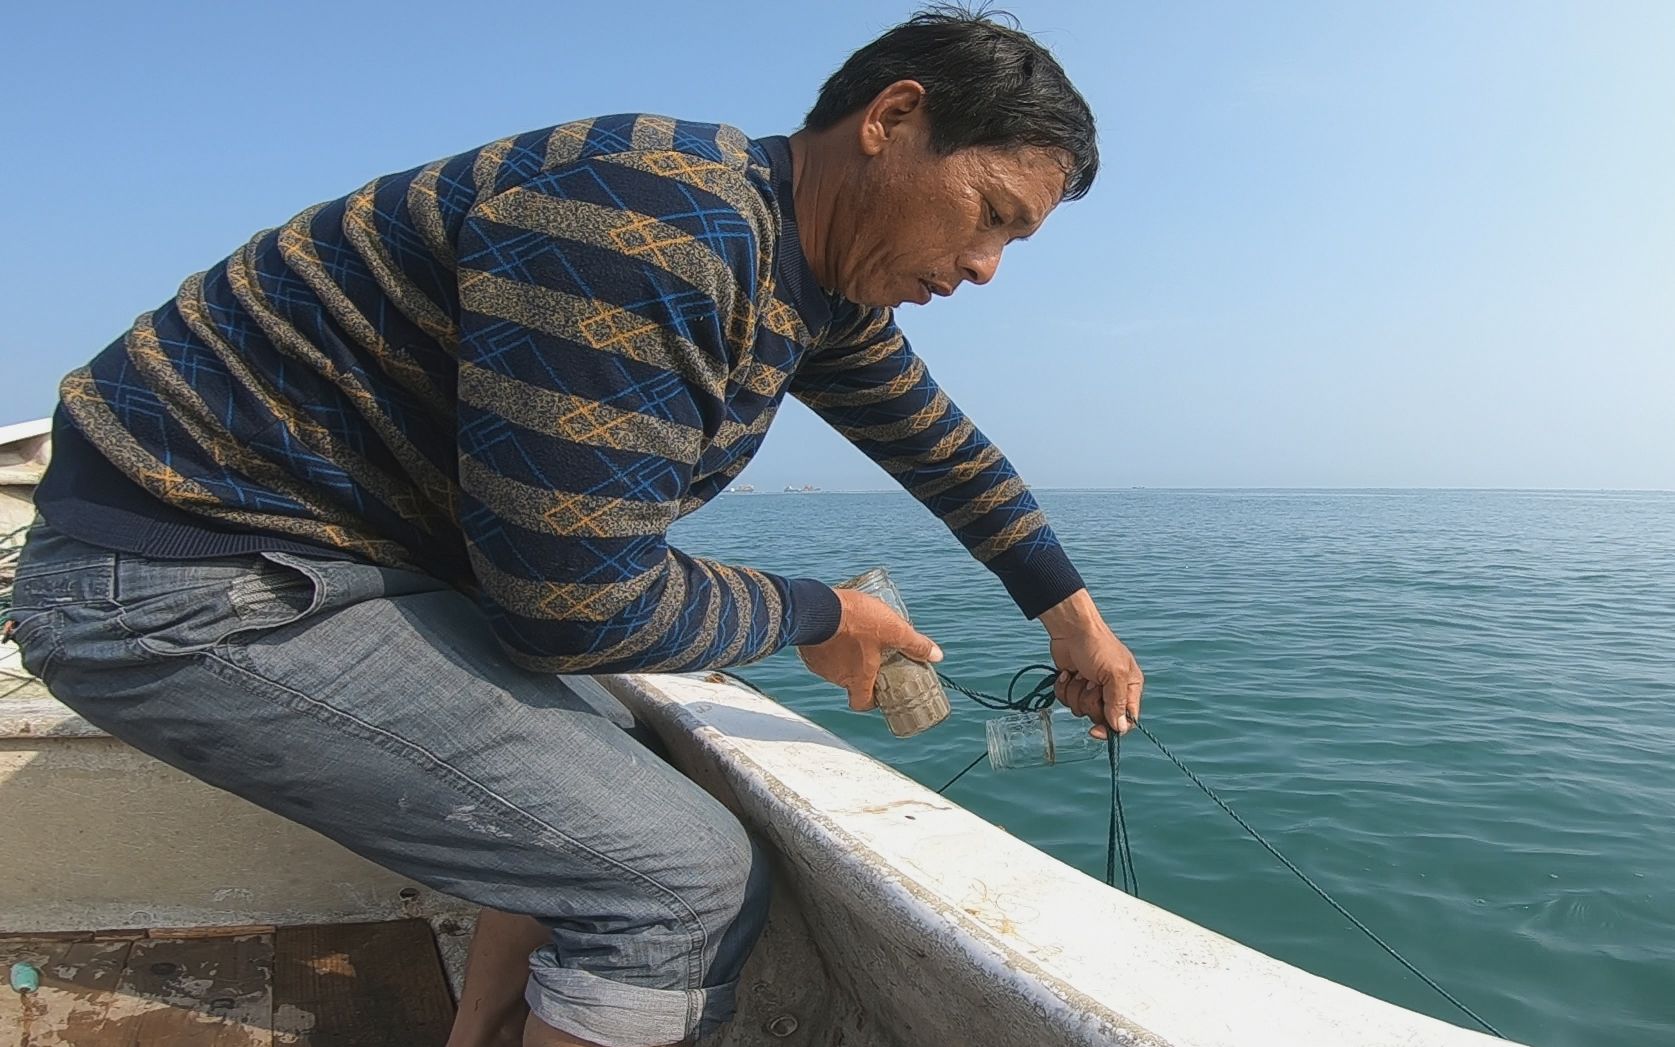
[6,607,63,679]
[196,646,709,995]
[11,557,116,583]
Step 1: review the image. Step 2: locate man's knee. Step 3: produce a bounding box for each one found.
[530,790,772,975]
[676,813,773,952]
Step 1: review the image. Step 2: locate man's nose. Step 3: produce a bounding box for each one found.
[959,248,1000,286]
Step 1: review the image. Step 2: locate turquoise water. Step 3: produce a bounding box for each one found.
[672,489,1675,1047]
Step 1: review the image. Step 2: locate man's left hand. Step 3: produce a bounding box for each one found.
[1038,588,1143,738]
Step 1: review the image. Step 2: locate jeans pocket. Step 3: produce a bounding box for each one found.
[119,555,324,659]
[228,559,319,625]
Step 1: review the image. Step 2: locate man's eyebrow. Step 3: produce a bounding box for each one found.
[992,185,1044,239]
[1002,188,1045,229]
[1002,195,1041,225]
[1012,205,1043,241]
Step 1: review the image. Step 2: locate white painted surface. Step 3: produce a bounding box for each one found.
[0,417,47,536]
[0,417,51,453]
[0,416,50,502]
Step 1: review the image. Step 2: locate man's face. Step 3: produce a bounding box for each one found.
[830,109,1067,309]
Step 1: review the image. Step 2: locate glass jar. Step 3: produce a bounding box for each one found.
[835,567,951,738]
[986,707,1108,771]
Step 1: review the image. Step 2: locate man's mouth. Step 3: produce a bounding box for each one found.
[915,279,953,305]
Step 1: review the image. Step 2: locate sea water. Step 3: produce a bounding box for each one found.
[673,488,1675,1047]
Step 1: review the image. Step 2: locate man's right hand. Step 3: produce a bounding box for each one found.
[796,588,943,711]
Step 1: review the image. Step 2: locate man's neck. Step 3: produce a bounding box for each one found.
[786,129,840,293]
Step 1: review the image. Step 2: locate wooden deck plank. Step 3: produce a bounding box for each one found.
[272,919,454,1046]
[0,936,134,1045]
[2,921,450,1044]
[148,925,278,940]
[110,934,274,1046]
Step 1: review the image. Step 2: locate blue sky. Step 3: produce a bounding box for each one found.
[4,2,1670,489]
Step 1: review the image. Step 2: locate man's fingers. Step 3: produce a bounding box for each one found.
[1058,674,1082,715]
[1073,676,1098,719]
[1057,671,1129,728]
[1057,671,1092,716]
[1099,670,1143,735]
[1088,680,1116,734]
[845,651,882,713]
[848,678,877,712]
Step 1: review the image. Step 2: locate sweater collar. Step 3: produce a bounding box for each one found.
[754,134,833,338]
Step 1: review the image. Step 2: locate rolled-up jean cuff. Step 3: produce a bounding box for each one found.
[525,964,738,1046]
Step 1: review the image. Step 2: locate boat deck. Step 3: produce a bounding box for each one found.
[1,919,455,1045]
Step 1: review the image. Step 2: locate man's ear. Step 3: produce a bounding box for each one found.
[858,79,927,157]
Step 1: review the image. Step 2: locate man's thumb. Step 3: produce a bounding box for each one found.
[897,630,943,666]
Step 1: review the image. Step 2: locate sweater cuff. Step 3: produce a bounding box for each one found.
[785,578,842,646]
[989,542,1087,620]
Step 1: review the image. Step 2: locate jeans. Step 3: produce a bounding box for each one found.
[5,519,771,1047]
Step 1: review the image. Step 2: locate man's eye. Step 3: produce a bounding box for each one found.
[985,202,1002,227]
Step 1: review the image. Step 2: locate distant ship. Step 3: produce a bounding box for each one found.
[783,484,820,493]
[725,484,756,494]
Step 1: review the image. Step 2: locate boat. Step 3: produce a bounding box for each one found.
[0,418,49,538]
[0,418,1518,1045]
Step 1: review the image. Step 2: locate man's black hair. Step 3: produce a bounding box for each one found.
[805,4,1099,200]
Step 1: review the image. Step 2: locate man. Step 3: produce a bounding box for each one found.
[5,7,1142,1046]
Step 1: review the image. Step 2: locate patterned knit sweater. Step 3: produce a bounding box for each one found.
[38,114,1085,672]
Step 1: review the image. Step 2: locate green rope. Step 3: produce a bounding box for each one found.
[1109,732,1137,895]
